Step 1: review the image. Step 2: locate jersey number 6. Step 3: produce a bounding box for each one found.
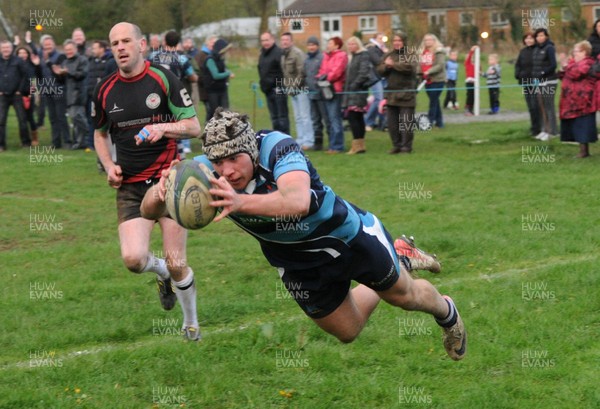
[180,89,192,107]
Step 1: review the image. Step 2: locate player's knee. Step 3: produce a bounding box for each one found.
[165,257,187,276]
[122,253,146,273]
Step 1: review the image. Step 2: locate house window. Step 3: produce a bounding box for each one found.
[561,8,573,22]
[323,18,340,32]
[359,16,377,34]
[459,12,474,26]
[290,19,305,33]
[391,14,402,31]
[490,11,509,27]
[595,7,600,21]
[429,12,445,28]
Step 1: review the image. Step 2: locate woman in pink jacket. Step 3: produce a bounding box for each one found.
[317,37,348,153]
[559,41,596,158]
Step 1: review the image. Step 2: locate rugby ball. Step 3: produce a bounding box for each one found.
[164,160,216,229]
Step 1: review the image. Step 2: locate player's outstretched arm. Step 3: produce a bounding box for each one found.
[209,170,311,222]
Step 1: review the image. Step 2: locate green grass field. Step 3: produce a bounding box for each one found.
[1,59,599,409]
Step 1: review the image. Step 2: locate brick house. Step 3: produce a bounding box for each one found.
[277,0,600,51]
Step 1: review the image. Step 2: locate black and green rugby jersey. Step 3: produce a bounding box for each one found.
[92,61,196,183]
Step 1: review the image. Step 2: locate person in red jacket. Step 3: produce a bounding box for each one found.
[317,37,347,153]
[464,46,476,116]
[559,41,596,158]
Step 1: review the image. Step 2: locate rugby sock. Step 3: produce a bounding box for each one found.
[435,297,458,328]
[142,253,170,280]
[172,268,198,327]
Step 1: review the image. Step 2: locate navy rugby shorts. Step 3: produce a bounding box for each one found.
[279,211,402,319]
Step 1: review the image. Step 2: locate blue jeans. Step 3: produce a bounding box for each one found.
[323,94,344,151]
[290,92,314,147]
[425,82,444,128]
[364,80,384,128]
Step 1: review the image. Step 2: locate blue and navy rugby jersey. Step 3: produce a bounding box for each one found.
[195,131,362,269]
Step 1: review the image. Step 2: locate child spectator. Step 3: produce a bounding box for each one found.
[443,50,459,109]
[482,53,501,114]
[464,46,476,116]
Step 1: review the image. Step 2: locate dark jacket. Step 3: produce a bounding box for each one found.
[366,42,384,81]
[203,39,231,93]
[195,46,211,101]
[62,53,88,106]
[377,47,419,108]
[588,33,600,58]
[0,54,30,95]
[304,50,323,100]
[514,45,535,84]
[532,40,557,81]
[342,50,371,108]
[258,44,284,94]
[87,50,115,97]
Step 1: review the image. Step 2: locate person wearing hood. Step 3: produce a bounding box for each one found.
[202,38,234,121]
[531,28,558,141]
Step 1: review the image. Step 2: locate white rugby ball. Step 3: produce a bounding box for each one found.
[164,160,216,229]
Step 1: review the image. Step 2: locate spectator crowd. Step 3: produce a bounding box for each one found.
[1,23,599,158]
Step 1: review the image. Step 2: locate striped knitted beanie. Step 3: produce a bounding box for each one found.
[201,108,258,164]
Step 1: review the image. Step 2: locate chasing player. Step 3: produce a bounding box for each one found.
[92,22,202,341]
[142,108,466,359]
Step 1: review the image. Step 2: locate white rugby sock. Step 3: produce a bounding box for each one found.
[172,268,198,328]
[142,253,170,280]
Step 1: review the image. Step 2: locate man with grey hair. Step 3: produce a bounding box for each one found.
[93,22,202,341]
